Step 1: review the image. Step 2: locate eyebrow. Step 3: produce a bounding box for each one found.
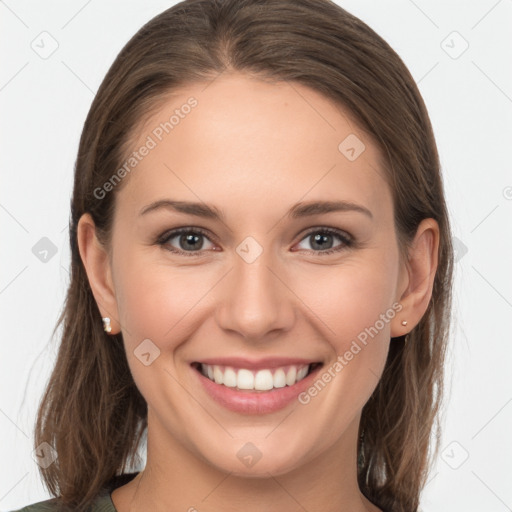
[139,199,373,220]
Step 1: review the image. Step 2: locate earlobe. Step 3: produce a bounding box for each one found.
[391,218,440,338]
[76,213,120,335]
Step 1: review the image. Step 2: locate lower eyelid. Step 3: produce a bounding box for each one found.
[161,231,215,253]
[295,231,352,252]
[158,228,353,254]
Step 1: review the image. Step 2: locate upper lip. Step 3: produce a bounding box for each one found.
[193,357,321,370]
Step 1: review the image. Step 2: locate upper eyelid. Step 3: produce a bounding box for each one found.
[159,227,217,244]
[159,226,352,249]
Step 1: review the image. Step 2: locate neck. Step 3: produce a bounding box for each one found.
[116,411,380,512]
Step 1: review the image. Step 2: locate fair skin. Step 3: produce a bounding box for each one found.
[77,73,439,512]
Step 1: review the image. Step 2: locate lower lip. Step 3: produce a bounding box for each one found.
[192,364,322,415]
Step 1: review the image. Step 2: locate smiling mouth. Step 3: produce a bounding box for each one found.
[191,362,323,392]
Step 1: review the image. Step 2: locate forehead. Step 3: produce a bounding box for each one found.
[117,73,392,224]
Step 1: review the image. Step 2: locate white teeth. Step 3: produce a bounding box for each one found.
[223,367,238,388]
[199,363,313,390]
[254,369,274,390]
[213,366,224,385]
[273,368,286,388]
[285,366,297,386]
[237,369,254,390]
[297,366,308,381]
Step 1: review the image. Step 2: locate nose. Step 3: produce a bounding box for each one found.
[215,247,296,342]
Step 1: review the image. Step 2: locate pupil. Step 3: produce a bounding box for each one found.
[178,233,334,252]
[312,233,332,250]
[181,233,202,250]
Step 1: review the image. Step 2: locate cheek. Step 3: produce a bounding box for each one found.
[112,253,204,409]
[296,255,398,346]
[113,249,219,348]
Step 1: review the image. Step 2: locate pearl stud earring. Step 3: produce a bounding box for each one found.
[102,317,112,333]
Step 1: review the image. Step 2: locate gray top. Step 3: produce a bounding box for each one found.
[10,472,140,512]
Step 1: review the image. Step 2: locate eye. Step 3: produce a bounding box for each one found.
[157,228,216,256]
[294,227,353,255]
[156,226,354,257]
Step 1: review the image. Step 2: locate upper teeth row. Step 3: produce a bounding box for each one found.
[200,364,310,391]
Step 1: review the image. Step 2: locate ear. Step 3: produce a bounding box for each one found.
[391,218,439,337]
[76,213,121,334]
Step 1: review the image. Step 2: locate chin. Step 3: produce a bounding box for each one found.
[202,443,308,478]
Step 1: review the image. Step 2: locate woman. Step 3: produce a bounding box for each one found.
[14,0,453,511]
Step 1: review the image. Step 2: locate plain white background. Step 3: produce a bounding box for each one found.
[1,1,511,510]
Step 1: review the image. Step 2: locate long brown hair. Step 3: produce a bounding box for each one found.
[33,1,453,511]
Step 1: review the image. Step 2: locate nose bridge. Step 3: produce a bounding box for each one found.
[216,238,294,339]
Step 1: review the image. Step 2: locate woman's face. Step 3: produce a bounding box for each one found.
[102,73,408,476]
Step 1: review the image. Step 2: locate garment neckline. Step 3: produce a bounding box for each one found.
[101,472,141,511]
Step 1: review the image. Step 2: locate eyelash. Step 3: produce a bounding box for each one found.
[156,226,354,257]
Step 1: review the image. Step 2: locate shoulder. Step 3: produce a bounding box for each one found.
[8,493,113,511]
[9,498,60,511]
[10,472,139,512]
[10,493,114,511]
